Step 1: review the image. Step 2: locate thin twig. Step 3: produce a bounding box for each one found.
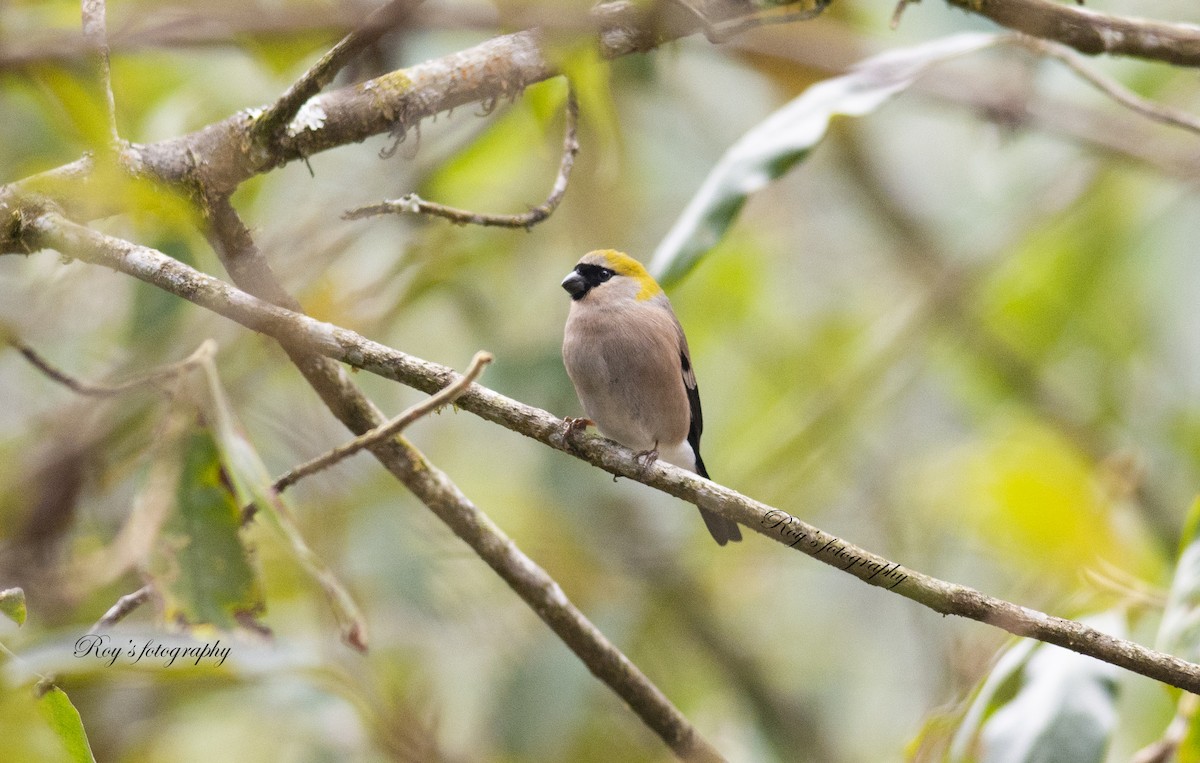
[705,0,831,42]
[9,339,215,397]
[252,0,422,151]
[1017,36,1200,136]
[87,584,152,634]
[944,0,1200,67]
[268,350,492,496]
[22,212,1200,699]
[344,87,580,229]
[80,0,119,144]
[666,0,829,44]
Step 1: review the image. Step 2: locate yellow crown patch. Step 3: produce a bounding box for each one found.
[590,249,663,301]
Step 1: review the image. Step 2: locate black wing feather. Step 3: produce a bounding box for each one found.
[681,351,707,479]
[681,350,742,544]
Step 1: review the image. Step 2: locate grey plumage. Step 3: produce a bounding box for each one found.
[561,250,742,546]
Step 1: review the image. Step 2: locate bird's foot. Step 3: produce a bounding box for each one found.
[633,446,659,475]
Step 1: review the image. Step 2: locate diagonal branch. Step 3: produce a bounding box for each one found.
[343,87,579,229]
[18,210,1200,697]
[943,0,1200,67]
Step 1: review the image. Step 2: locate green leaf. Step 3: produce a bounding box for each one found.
[0,588,26,626]
[950,613,1122,762]
[1158,497,1200,661]
[649,32,1001,287]
[35,685,96,763]
[148,428,263,630]
[199,357,368,651]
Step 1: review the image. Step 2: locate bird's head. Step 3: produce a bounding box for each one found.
[561,250,663,303]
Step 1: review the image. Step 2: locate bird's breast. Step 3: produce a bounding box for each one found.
[562,304,691,452]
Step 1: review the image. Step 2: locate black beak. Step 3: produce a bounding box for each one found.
[561,271,588,300]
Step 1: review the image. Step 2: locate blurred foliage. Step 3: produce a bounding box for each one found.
[0,587,27,626]
[147,427,263,631]
[2,0,1200,761]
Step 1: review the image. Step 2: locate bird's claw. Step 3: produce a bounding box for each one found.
[633,447,659,474]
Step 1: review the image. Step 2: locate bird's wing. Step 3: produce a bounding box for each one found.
[676,328,707,479]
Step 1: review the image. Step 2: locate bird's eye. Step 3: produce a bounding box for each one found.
[598,269,613,282]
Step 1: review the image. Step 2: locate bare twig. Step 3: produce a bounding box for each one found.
[87,584,152,634]
[1018,36,1200,135]
[20,211,1200,698]
[344,87,580,229]
[706,0,831,42]
[269,350,493,495]
[9,339,215,396]
[669,0,830,43]
[80,0,119,144]
[252,0,422,153]
[943,0,1200,67]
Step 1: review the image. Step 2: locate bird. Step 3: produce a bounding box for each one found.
[560,249,742,546]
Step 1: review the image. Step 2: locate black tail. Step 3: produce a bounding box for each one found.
[694,451,742,546]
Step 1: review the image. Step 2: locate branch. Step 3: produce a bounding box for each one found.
[196,199,720,758]
[87,585,152,634]
[80,0,119,144]
[8,338,214,396]
[943,0,1200,67]
[269,350,493,496]
[700,0,830,42]
[251,0,422,157]
[343,87,579,229]
[19,211,1200,697]
[1019,36,1200,135]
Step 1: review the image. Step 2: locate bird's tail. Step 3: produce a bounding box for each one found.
[699,508,742,546]
[694,451,742,545]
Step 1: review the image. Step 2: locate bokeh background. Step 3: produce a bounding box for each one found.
[2,0,1200,760]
